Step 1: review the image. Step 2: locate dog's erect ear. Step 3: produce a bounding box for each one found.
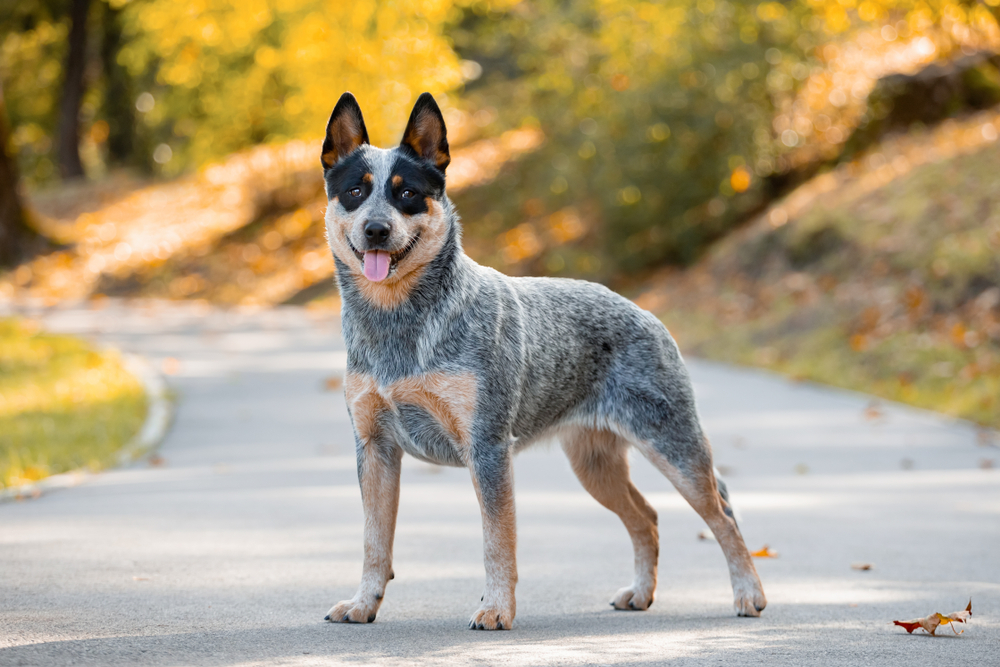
[321,93,369,169]
[400,92,450,172]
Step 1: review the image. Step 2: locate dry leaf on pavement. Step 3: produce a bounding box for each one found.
[893,601,972,635]
[751,545,779,558]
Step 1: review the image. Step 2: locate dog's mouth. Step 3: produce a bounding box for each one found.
[346,233,421,282]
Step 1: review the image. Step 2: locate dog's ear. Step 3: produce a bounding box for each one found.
[400,92,450,172]
[321,92,370,170]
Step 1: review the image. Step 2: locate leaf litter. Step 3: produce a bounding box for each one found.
[893,600,972,636]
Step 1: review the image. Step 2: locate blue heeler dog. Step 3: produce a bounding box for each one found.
[321,92,766,630]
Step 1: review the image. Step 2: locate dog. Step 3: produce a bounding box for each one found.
[320,92,766,630]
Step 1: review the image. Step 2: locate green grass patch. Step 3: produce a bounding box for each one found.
[666,306,1000,431]
[0,318,147,490]
[649,130,1000,433]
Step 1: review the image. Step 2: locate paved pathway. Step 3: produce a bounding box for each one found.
[1,301,998,666]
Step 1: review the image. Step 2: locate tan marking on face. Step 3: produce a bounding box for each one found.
[392,175,403,187]
[388,372,477,448]
[562,428,658,609]
[348,198,450,310]
[363,173,373,183]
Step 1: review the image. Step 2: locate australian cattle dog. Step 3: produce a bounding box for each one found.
[320,92,766,630]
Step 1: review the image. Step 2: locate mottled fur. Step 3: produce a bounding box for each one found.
[322,92,766,630]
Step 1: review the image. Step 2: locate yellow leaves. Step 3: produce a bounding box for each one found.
[730,167,752,193]
[894,600,972,635]
[120,0,467,165]
[756,2,787,22]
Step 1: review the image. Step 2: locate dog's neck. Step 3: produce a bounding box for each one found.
[336,216,469,362]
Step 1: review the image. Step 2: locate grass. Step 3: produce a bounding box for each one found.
[0,318,147,490]
[639,113,1000,433]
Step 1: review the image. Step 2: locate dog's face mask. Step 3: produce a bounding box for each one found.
[322,93,451,304]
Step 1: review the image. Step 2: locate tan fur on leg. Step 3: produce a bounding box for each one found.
[562,428,659,611]
[327,376,402,624]
[638,442,767,617]
[468,460,517,630]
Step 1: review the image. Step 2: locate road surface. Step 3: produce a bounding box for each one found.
[1,300,997,665]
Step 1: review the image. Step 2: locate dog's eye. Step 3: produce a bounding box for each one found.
[401,189,415,199]
[349,187,362,197]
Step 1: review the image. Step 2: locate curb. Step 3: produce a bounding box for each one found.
[0,352,174,503]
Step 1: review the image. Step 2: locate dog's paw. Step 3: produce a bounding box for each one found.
[469,603,514,630]
[325,597,380,624]
[610,584,654,611]
[733,579,767,617]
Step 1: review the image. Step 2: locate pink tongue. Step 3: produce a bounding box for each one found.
[363,250,391,282]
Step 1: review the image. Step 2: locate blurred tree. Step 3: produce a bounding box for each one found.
[114,0,473,172]
[452,0,1000,281]
[1,1,71,184]
[0,81,40,268]
[55,0,90,179]
[100,1,135,165]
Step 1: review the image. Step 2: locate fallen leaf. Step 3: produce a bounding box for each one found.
[323,375,343,391]
[893,600,971,636]
[697,529,716,541]
[751,545,779,558]
[148,455,166,467]
[851,562,874,571]
[863,401,884,421]
[980,458,994,470]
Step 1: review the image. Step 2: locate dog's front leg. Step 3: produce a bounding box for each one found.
[468,445,517,630]
[326,435,402,624]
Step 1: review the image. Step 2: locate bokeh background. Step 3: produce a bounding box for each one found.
[2,0,999,487]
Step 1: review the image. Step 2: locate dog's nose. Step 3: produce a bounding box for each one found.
[364,220,391,244]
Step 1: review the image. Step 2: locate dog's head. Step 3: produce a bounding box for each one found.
[322,92,453,306]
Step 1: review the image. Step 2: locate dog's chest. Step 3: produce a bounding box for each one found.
[344,371,477,466]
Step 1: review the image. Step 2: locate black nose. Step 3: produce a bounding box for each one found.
[364,220,391,244]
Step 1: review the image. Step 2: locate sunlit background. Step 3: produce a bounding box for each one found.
[2,0,999,487]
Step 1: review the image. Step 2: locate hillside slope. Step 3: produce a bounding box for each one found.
[638,109,1000,432]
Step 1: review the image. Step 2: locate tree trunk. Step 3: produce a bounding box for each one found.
[0,82,39,268]
[56,0,90,180]
[101,2,134,164]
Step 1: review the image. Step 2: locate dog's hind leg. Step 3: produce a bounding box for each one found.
[562,428,659,611]
[637,434,766,617]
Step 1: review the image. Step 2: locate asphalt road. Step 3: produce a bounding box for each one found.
[1,301,998,666]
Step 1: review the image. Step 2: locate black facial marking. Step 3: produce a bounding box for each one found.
[325,150,372,212]
[386,154,445,216]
